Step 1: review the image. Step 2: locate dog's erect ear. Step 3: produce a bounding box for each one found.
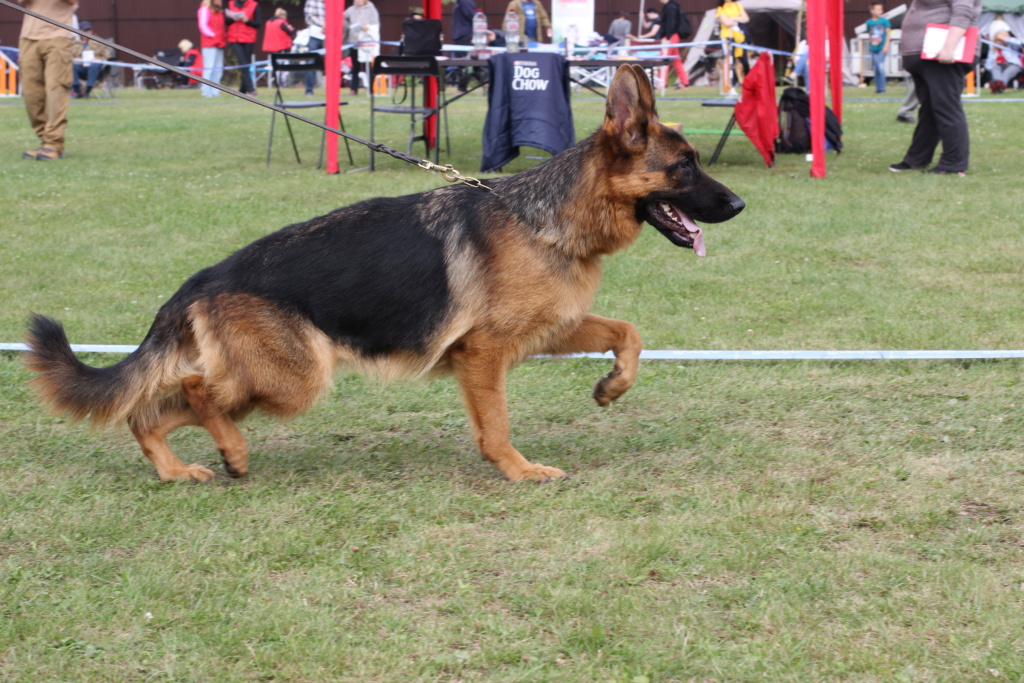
[603,64,659,152]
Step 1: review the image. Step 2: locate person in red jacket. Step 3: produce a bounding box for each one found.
[178,38,203,86]
[262,7,295,55]
[225,0,261,94]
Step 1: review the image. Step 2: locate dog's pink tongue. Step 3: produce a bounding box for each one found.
[680,213,706,258]
[691,227,706,258]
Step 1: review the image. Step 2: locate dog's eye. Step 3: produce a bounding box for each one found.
[667,158,695,179]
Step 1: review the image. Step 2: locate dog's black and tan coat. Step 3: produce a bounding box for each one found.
[25,65,745,482]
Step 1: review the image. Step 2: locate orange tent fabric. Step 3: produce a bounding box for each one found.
[733,52,779,168]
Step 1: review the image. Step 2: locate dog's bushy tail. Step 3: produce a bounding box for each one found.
[24,314,178,427]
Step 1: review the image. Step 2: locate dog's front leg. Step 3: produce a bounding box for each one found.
[546,314,642,406]
[451,343,567,482]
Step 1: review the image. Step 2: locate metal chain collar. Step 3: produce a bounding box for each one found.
[419,161,492,191]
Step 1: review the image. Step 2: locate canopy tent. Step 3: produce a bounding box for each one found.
[982,0,1024,11]
[686,0,861,87]
[979,0,1024,37]
[683,0,801,80]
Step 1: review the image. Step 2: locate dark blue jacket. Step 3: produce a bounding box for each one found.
[481,52,575,173]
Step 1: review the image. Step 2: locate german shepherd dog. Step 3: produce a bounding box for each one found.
[25,65,744,483]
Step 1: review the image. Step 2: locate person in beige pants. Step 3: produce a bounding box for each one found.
[19,0,78,160]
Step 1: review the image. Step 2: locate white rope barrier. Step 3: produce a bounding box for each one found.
[2,39,789,75]
[18,37,935,86]
[2,342,1022,360]
[0,343,139,353]
[563,350,1024,360]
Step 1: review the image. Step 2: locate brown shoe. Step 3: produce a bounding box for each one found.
[34,148,64,161]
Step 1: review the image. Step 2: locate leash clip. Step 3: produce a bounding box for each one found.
[419,161,493,192]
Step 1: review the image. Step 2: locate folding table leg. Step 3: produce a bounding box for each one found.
[708,114,737,167]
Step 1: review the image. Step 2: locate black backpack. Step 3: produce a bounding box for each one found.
[775,87,843,154]
[400,18,443,56]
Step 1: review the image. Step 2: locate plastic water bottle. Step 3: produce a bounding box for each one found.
[565,23,578,58]
[472,10,488,54]
[504,10,520,53]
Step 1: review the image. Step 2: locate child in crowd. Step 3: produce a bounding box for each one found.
[866,2,891,93]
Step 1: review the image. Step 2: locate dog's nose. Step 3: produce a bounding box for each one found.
[729,195,745,215]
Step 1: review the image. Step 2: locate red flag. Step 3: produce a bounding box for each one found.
[733,53,778,168]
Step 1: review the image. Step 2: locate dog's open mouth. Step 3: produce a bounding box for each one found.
[647,202,706,257]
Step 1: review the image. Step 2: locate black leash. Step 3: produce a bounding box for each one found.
[0,0,492,191]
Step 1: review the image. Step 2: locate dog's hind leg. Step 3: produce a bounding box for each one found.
[181,374,250,478]
[451,343,567,482]
[546,314,642,407]
[130,408,216,482]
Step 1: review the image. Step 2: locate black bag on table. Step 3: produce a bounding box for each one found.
[400,18,443,56]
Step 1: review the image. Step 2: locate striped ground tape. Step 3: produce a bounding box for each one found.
[2,343,1023,361]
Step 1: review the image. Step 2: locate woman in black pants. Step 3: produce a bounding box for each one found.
[888,0,981,176]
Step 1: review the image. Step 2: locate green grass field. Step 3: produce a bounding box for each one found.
[1,80,1023,682]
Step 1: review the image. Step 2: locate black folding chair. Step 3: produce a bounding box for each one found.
[369,55,449,171]
[266,52,353,168]
[140,48,182,89]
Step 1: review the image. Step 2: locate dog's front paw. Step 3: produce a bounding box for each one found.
[160,464,217,482]
[593,368,630,406]
[508,463,568,482]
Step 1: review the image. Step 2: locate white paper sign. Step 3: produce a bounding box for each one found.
[551,0,594,44]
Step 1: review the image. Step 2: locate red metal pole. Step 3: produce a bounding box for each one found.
[424,0,442,148]
[325,0,345,173]
[807,0,826,178]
